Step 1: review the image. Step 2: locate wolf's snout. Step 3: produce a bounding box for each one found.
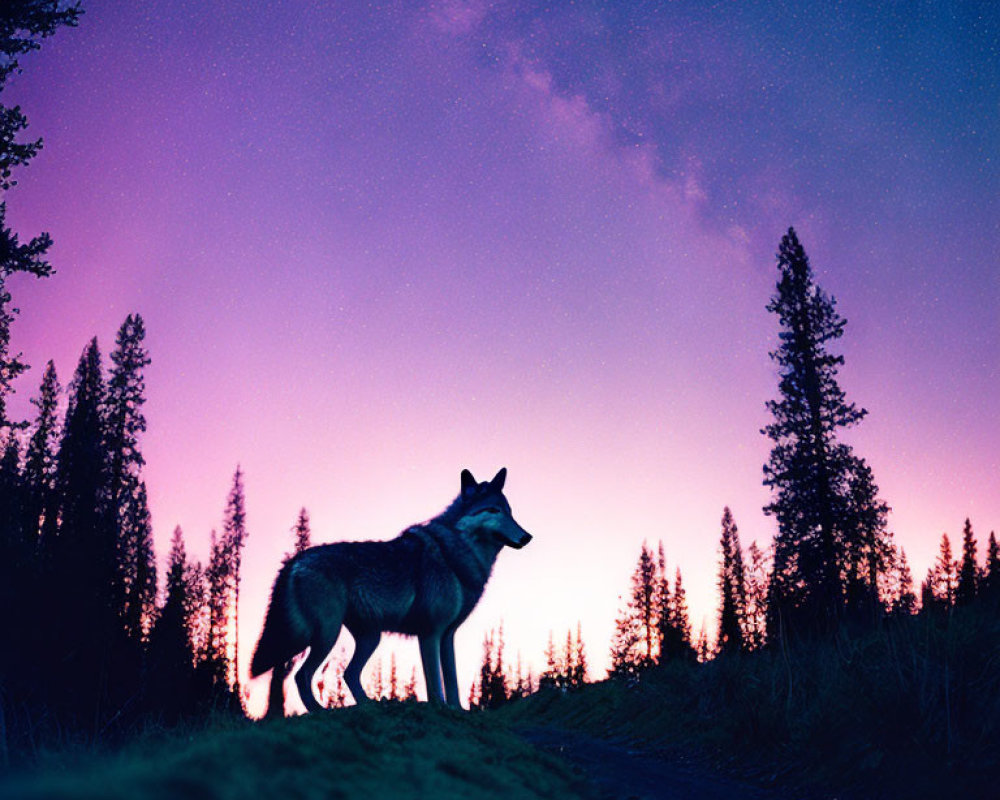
[514,532,532,549]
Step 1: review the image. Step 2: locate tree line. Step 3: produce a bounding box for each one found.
[0,315,256,747]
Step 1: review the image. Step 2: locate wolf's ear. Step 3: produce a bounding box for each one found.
[489,467,507,491]
[461,469,477,494]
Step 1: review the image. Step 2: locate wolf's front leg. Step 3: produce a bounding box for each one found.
[440,629,462,708]
[419,634,445,703]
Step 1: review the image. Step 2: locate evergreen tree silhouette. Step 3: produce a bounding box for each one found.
[0,0,80,431]
[717,507,746,654]
[931,533,958,609]
[404,667,418,701]
[956,518,978,606]
[0,433,25,692]
[286,507,311,560]
[473,626,509,709]
[540,630,559,689]
[222,467,248,698]
[106,315,152,633]
[610,542,660,676]
[572,621,588,687]
[662,567,694,660]
[892,548,917,616]
[631,542,658,666]
[983,532,1000,599]
[203,468,249,707]
[147,526,196,722]
[763,228,872,638]
[742,541,769,651]
[22,361,59,543]
[842,459,893,620]
[50,339,116,726]
[695,622,712,663]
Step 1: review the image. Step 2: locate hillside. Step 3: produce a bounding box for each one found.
[0,703,594,800]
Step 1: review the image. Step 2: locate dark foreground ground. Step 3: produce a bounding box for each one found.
[521,726,782,800]
[0,701,811,800]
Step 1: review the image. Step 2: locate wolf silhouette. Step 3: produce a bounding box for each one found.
[250,468,532,715]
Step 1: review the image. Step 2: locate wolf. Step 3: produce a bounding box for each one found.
[250,468,532,715]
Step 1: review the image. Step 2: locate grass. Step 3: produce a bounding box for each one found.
[0,702,595,800]
[500,603,1000,799]
[4,605,997,799]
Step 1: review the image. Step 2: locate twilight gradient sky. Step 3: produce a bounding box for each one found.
[5,1,998,705]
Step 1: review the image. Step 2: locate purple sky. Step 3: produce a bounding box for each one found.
[5,1,998,708]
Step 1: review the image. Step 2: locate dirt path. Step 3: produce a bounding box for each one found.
[519,727,784,800]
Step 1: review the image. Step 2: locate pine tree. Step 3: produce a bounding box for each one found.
[742,541,769,651]
[199,471,251,707]
[50,339,116,722]
[763,228,870,637]
[842,458,893,619]
[541,630,560,689]
[369,657,384,700]
[695,622,712,663]
[222,468,248,696]
[148,526,195,721]
[665,567,694,659]
[388,652,399,700]
[0,433,25,687]
[22,360,59,545]
[632,542,659,666]
[892,548,917,616]
[474,626,508,709]
[920,571,936,614]
[572,621,588,687]
[204,528,231,697]
[610,542,662,676]
[983,532,1000,599]
[717,507,746,654]
[956,518,978,606]
[0,1,80,432]
[106,314,152,640]
[404,667,419,701]
[287,507,311,559]
[121,482,156,642]
[562,629,576,688]
[932,533,958,608]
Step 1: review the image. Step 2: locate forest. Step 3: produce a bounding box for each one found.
[1,3,998,798]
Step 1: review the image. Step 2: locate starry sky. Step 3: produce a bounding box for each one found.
[5,1,998,707]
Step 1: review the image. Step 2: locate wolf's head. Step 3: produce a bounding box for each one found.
[454,468,533,550]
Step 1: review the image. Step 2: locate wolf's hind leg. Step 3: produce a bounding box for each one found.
[344,630,380,704]
[419,634,445,704]
[440,629,461,708]
[295,628,341,713]
[266,659,290,719]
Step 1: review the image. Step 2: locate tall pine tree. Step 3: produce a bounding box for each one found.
[763,228,871,638]
[50,339,116,723]
[106,314,152,637]
[717,507,746,654]
[148,526,196,721]
[22,360,59,546]
[956,518,978,606]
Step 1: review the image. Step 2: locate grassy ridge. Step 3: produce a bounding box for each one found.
[1,703,594,800]
[500,604,1000,799]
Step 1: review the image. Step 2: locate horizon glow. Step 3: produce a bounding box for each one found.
[4,1,997,711]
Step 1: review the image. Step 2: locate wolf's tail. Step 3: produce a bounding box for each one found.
[250,559,310,677]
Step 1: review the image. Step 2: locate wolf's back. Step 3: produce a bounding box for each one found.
[250,557,311,677]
